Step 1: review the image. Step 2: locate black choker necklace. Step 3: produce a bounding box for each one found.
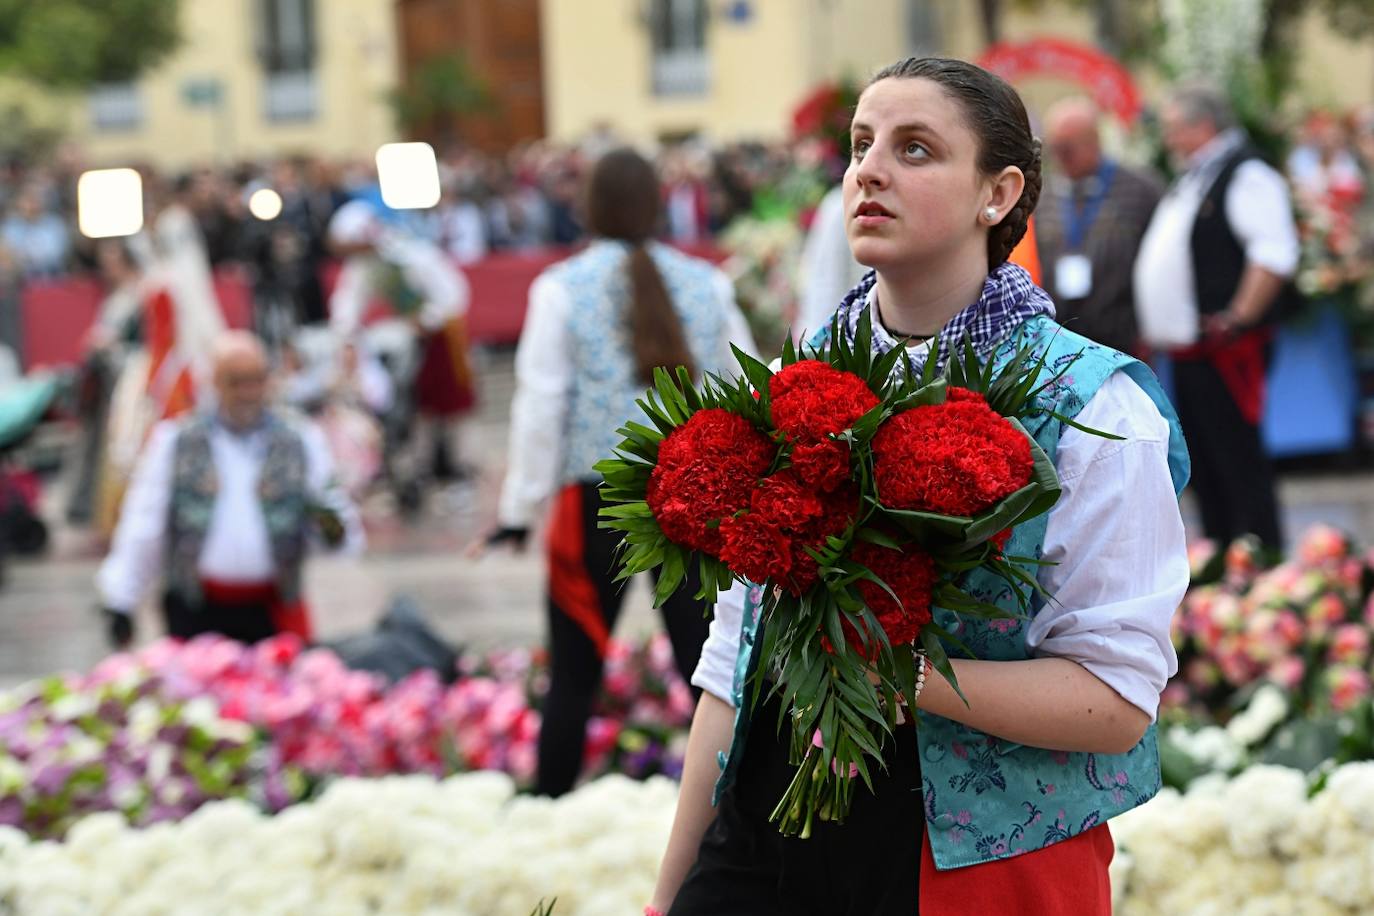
[876,300,933,341]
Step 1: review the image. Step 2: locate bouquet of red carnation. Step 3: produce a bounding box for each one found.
[597,311,1104,837]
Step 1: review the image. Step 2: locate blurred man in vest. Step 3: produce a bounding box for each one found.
[1133,84,1300,549]
[98,331,364,648]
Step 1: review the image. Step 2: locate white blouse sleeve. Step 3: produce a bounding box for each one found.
[497,273,574,529]
[1026,370,1189,721]
[1225,160,1300,278]
[691,579,749,705]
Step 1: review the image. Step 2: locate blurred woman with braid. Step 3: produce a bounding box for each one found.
[480,148,758,796]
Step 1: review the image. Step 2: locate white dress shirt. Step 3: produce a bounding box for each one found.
[1132,129,1300,348]
[691,368,1188,721]
[497,269,759,529]
[97,416,365,614]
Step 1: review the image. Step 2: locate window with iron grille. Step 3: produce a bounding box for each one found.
[649,0,709,97]
[257,0,319,122]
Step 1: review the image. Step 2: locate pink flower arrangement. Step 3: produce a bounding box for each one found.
[1168,525,1374,720]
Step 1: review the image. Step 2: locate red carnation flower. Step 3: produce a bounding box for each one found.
[647,409,776,555]
[734,470,860,596]
[871,399,1033,518]
[771,360,879,442]
[842,540,938,659]
[750,469,825,530]
[946,386,985,403]
[791,440,850,491]
[719,512,794,584]
[770,360,877,492]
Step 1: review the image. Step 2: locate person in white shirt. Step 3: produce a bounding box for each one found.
[328,192,478,493]
[478,148,759,799]
[1132,83,1299,549]
[97,332,364,648]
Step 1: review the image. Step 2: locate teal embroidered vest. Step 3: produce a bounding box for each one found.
[166,412,311,606]
[713,315,1190,871]
[553,240,731,485]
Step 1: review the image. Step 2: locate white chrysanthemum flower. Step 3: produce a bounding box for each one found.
[1224,685,1289,748]
[1222,765,1307,857]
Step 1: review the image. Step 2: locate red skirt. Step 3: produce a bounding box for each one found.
[921,823,1114,914]
[414,317,477,417]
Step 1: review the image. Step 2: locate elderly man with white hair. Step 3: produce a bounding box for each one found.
[1033,96,1164,354]
[97,331,364,648]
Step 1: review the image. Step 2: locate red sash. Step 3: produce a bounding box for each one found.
[1170,327,1273,426]
[200,578,314,642]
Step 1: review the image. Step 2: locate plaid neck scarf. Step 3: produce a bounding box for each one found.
[823,261,1056,372]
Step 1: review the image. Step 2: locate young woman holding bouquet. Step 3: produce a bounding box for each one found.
[649,58,1191,915]
[482,148,759,797]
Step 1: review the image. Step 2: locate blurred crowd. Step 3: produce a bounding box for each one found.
[0,134,825,288]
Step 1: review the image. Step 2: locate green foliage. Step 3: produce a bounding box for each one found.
[388,52,495,137]
[0,0,182,88]
[0,102,61,164]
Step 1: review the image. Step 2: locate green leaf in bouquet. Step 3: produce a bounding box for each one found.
[888,379,948,413]
[983,557,1053,612]
[849,305,875,380]
[846,402,888,445]
[732,344,775,402]
[1044,409,1126,441]
[675,366,703,410]
[870,500,973,542]
[855,527,903,550]
[869,338,912,395]
[920,628,967,706]
[781,332,799,367]
[934,583,1024,621]
[652,548,688,607]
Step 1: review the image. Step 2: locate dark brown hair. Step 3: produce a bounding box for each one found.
[866,57,1043,269]
[585,148,696,383]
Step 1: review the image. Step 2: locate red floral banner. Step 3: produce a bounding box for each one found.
[977,38,1142,125]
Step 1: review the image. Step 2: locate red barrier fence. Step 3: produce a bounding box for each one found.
[19,244,727,371]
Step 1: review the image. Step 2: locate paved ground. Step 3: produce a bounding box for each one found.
[2,349,1372,688]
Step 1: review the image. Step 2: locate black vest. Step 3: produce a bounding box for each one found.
[1188,146,1302,323]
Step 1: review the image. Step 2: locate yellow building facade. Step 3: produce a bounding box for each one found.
[539,0,1374,145]
[62,0,399,170]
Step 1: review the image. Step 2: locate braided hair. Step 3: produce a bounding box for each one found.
[866,57,1043,270]
[584,148,696,384]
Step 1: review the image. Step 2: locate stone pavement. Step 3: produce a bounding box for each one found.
[1,349,1372,688]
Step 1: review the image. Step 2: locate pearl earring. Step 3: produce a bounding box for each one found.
[983,206,999,223]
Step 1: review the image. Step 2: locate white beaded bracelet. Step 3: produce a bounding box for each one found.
[909,650,930,706]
